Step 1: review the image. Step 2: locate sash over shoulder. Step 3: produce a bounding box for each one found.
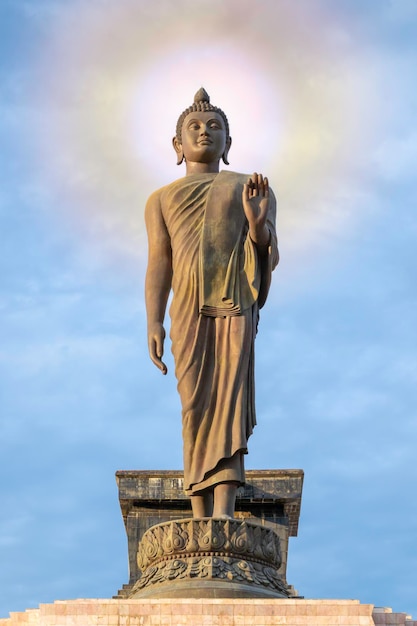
[198,171,261,317]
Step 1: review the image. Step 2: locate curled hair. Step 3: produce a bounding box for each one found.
[175,88,230,141]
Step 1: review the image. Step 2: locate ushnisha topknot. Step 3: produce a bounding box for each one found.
[175,87,230,142]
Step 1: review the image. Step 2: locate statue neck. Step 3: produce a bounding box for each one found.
[185,161,220,175]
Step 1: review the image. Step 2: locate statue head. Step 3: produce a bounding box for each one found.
[173,88,231,166]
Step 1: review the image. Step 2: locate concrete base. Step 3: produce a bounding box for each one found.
[0,598,380,625]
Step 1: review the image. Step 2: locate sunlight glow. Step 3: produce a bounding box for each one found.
[31,0,378,270]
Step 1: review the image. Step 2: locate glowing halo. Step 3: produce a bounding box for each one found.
[129,43,285,184]
[28,0,380,280]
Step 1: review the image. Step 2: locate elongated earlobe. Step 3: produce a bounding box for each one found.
[222,136,232,165]
[172,136,184,165]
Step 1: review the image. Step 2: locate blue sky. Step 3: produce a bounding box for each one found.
[1,0,416,619]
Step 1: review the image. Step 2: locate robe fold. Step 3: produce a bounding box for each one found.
[157,171,278,494]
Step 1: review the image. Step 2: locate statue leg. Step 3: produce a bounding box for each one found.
[212,482,238,518]
[190,489,214,517]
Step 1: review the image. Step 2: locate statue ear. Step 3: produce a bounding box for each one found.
[222,136,232,165]
[172,137,184,165]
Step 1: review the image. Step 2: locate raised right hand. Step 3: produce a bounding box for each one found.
[242,172,271,247]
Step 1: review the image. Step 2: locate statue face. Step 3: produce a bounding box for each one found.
[180,111,228,164]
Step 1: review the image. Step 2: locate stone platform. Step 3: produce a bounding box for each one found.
[116,469,303,598]
[0,598,380,625]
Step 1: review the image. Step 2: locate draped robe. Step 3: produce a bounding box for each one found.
[155,171,278,495]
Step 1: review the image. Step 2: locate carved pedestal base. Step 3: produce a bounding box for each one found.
[129,518,290,599]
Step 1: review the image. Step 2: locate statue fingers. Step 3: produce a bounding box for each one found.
[155,334,164,358]
[148,332,168,375]
[243,181,251,201]
[251,172,259,196]
[150,349,168,375]
[263,176,269,197]
[245,176,255,198]
[256,173,268,198]
[158,358,168,375]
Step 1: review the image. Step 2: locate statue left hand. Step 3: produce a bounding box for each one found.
[242,173,270,247]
